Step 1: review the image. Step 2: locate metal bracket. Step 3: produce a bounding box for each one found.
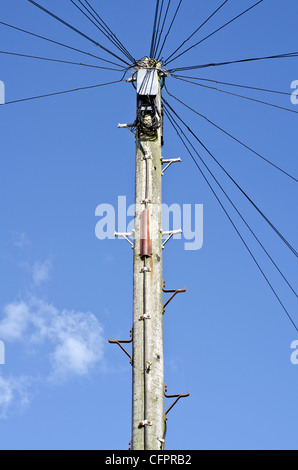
[108,329,133,365]
[164,385,190,419]
[160,70,169,78]
[161,157,181,175]
[114,231,135,249]
[118,123,135,129]
[140,266,151,273]
[163,281,187,314]
[139,420,152,427]
[118,123,136,138]
[126,77,137,83]
[161,229,183,248]
[139,314,151,321]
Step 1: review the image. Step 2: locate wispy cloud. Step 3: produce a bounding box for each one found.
[32,260,52,286]
[12,232,31,249]
[0,301,30,342]
[0,297,105,415]
[0,297,104,379]
[0,374,31,419]
[0,239,106,417]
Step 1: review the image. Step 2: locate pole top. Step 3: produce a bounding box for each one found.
[136,57,161,70]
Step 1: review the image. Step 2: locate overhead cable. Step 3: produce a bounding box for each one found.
[165,0,264,65]
[164,105,298,332]
[1,77,125,106]
[0,21,126,68]
[164,85,297,183]
[27,0,131,66]
[163,96,298,258]
[165,0,230,64]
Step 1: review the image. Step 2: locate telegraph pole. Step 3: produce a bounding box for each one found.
[115,58,188,450]
[132,58,164,451]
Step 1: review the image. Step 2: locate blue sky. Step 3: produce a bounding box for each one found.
[0,0,297,450]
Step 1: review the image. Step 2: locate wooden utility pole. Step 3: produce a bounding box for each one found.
[132,59,165,450]
[115,58,188,450]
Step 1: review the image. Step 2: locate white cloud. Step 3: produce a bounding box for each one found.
[47,306,105,381]
[0,301,30,342]
[0,249,106,417]
[51,337,98,380]
[0,374,31,418]
[32,260,52,285]
[12,232,31,248]
[0,298,105,383]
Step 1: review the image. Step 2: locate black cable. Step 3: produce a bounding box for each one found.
[164,106,297,298]
[165,0,230,64]
[158,0,183,60]
[71,0,135,63]
[172,75,298,115]
[82,0,127,49]
[164,86,297,183]
[165,0,264,66]
[155,0,171,59]
[161,420,167,450]
[138,142,150,451]
[172,74,294,98]
[71,0,124,55]
[80,0,136,63]
[143,258,148,451]
[27,0,131,66]
[153,0,166,58]
[152,0,165,58]
[163,97,298,258]
[152,0,164,57]
[164,105,298,332]
[162,99,297,297]
[169,52,298,73]
[0,50,124,71]
[0,21,126,68]
[1,77,125,106]
[150,0,161,57]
